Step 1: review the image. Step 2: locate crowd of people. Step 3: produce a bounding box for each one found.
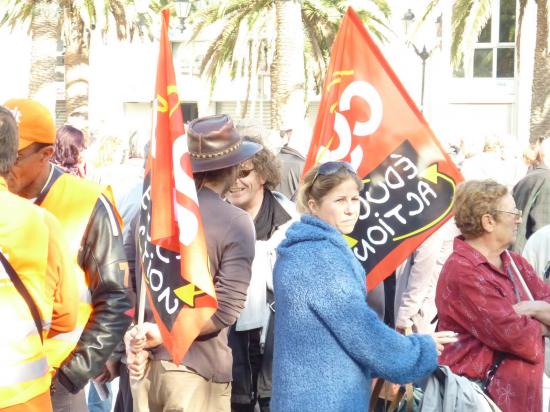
[1,97,550,412]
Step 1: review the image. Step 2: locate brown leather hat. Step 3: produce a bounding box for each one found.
[188,114,262,172]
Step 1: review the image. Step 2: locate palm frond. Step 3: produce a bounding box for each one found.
[355,9,392,39]
[199,12,242,90]
[1,0,35,31]
[452,0,491,68]
[450,0,475,67]
[368,0,391,20]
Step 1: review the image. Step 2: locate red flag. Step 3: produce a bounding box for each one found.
[304,7,463,291]
[139,9,217,364]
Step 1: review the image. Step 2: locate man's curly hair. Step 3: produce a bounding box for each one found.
[242,135,281,190]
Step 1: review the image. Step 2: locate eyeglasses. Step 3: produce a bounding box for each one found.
[493,209,522,218]
[312,161,356,184]
[237,168,255,179]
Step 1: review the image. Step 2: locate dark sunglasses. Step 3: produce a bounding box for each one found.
[312,161,355,184]
[237,168,255,179]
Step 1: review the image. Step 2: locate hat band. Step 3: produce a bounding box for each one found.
[190,141,242,159]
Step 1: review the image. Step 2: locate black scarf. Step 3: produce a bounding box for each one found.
[253,190,291,241]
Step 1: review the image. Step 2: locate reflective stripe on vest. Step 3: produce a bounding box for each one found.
[40,173,107,368]
[0,355,51,409]
[48,326,85,342]
[0,356,49,387]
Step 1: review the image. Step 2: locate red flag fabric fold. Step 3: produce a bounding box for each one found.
[139,9,217,364]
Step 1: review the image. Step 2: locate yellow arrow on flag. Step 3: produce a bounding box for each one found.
[393,163,456,241]
[174,283,204,307]
[343,234,358,248]
[420,163,440,184]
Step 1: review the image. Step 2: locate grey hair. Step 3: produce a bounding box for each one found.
[0,106,18,175]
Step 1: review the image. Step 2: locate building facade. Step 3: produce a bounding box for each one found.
[0,0,538,155]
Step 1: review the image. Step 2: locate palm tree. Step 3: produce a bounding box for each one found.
[422,0,549,142]
[527,0,549,142]
[1,0,150,129]
[189,0,391,130]
[60,0,149,128]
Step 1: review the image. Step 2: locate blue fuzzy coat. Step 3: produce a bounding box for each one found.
[271,215,438,412]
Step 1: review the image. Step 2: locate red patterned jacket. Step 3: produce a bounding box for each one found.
[436,237,550,412]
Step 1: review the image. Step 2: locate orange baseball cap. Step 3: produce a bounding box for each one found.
[3,98,56,150]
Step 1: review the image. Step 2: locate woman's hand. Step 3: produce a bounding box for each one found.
[430,331,458,355]
[513,300,550,325]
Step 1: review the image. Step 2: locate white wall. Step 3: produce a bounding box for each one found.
[0,25,31,103]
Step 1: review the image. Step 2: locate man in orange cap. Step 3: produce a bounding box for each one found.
[0,105,78,412]
[4,98,132,412]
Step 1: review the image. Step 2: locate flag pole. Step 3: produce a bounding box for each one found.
[137,273,147,325]
[137,95,157,327]
[129,95,156,387]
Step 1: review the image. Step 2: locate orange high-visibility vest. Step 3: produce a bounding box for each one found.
[0,178,52,408]
[40,173,117,368]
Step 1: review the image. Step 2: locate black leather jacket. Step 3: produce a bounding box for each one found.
[39,166,132,393]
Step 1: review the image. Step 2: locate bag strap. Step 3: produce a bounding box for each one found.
[0,250,44,343]
[482,352,505,392]
[368,327,417,412]
[369,378,385,412]
[388,384,412,412]
[505,250,534,301]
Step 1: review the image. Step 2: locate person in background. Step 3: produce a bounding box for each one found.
[4,98,132,412]
[52,125,88,177]
[522,224,550,411]
[275,120,304,201]
[436,179,550,412]
[394,219,459,335]
[96,130,147,237]
[523,225,550,281]
[226,135,299,412]
[110,136,149,412]
[512,137,550,253]
[0,105,78,412]
[86,133,126,182]
[126,114,261,412]
[271,161,456,411]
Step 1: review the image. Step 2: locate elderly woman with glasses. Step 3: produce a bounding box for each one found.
[271,162,457,412]
[436,179,550,412]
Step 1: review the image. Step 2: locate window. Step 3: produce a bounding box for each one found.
[181,103,198,123]
[453,0,516,79]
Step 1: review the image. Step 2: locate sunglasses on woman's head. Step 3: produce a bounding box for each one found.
[312,161,356,184]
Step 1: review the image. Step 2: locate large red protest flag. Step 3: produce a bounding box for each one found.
[304,7,463,290]
[139,9,217,364]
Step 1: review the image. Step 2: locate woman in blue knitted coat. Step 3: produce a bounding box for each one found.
[271,162,456,412]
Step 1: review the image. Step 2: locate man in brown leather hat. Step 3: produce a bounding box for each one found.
[127,114,262,412]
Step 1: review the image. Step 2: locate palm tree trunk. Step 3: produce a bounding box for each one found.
[270,0,305,130]
[63,7,89,130]
[29,0,60,116]
[529,0,549,141]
